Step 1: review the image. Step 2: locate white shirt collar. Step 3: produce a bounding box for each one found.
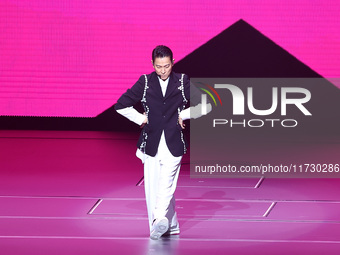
[158,76,170,97]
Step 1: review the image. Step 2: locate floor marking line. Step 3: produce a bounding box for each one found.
[254,177,265,188]
[263,202,277,217]
[87,199,103,215]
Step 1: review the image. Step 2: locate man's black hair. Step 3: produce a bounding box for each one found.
[152,45,173,63]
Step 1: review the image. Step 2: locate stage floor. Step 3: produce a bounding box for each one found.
[1,130,340,255]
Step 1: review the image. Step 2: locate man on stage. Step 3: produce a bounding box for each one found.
[115,45,210,240]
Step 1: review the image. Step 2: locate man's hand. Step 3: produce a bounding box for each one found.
[179,116,185,129]
[140,112,148,128]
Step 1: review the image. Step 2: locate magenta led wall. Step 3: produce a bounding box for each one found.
[1,0,339,117]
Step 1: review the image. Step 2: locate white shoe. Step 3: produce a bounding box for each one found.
[150,217,169,240]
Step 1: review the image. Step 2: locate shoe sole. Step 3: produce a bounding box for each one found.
[163,229,180,236]
[150,218,169,240]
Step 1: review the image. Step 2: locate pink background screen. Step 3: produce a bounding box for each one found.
[1,0,339,117]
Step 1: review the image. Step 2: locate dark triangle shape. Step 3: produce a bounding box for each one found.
[173,19,319,78]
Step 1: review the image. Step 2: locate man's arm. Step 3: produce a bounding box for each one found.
[178,74,212,128]
[116,107,147,126]
[115,75,148,126]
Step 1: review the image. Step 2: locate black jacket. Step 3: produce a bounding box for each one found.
[115,71,192,157]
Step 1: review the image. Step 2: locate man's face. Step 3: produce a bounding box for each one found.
[152,56,173,81]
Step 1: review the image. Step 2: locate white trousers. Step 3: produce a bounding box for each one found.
[140,132,182,232]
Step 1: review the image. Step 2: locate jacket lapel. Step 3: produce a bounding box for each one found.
[164,72,178,100]
[150,72,164,98]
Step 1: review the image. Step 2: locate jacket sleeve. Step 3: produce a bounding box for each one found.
[114,75,146,125]
[180,74,212,120]
[114,75,145,110]
[183,74,203,106]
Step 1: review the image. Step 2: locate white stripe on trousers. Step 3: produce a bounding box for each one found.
[142,131,182,231]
